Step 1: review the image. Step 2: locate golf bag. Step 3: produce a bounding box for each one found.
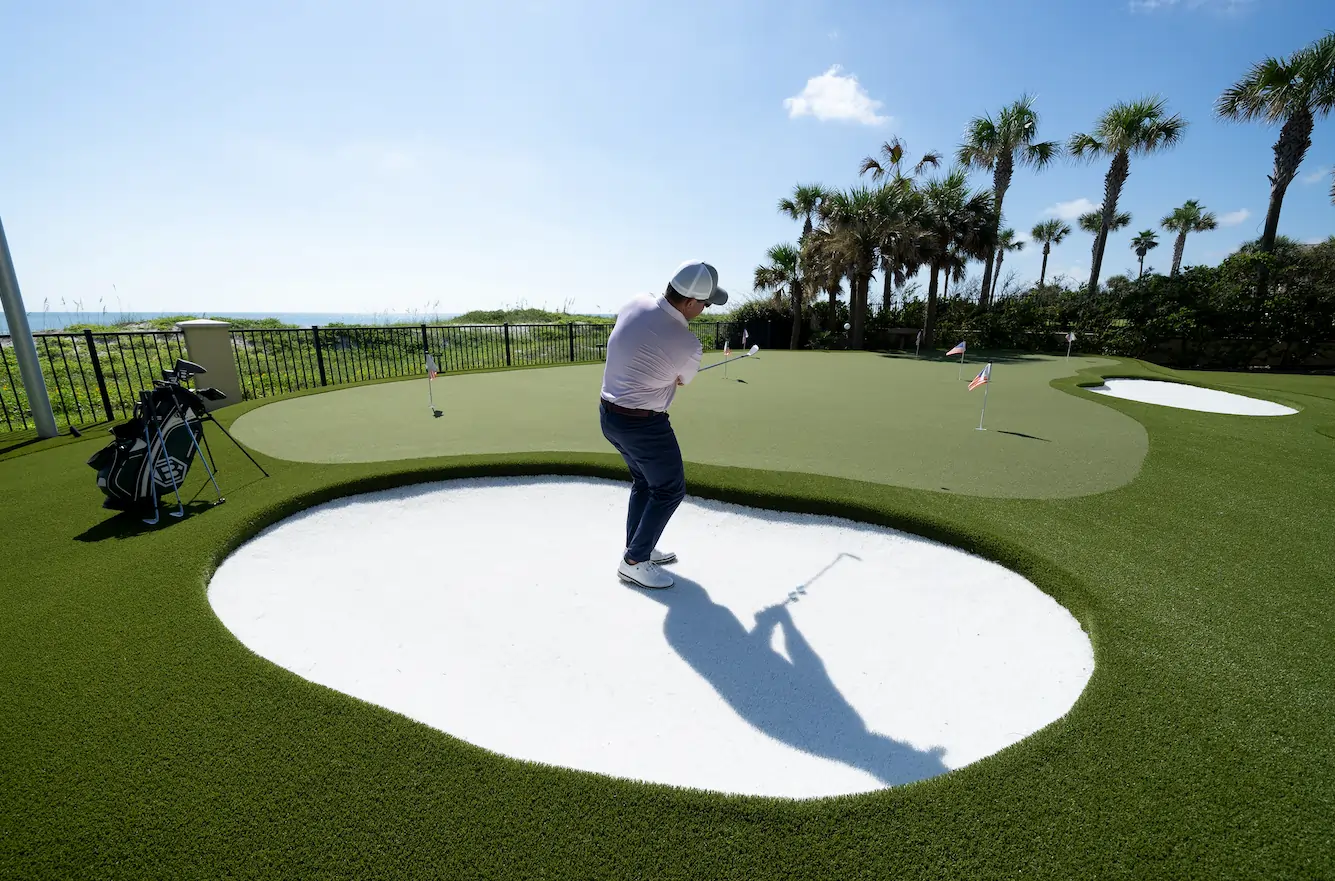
[88,383,210,511]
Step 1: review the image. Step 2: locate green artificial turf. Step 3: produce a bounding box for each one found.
[229,351,1149,499]
[2,355,1333,879]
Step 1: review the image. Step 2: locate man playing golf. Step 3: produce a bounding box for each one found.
[599,260,728,589]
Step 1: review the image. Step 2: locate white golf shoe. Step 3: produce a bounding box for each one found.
[650,548,677,564]
[618,558,674,589]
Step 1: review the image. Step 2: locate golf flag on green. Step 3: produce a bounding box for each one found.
[426,353,439,380]
[971,362,992,430]
[949,340,967,378]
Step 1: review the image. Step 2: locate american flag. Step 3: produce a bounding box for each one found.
[742,329,749,346]
[968,362,991,391]
[426,353,439,380]
[946,341,966,356]
[724,341,731,358]
[1067,331,1076,343]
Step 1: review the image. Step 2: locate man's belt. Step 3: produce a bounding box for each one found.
[601,399,661,418]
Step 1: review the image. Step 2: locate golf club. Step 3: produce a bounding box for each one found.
[700,344,759,371]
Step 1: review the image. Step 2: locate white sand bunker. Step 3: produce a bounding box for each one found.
[1088,377,1296,416]
[208,476,1093,799]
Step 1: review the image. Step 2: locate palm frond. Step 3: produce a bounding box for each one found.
[1067,133,1104,161]
[1023,140,1062,169]
[915,152,942,175]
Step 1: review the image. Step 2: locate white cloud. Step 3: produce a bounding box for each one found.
[828,29,839,40]
[1304,237,1328,245]
[1043,198,1098,221]
[1303,166,1333,185]
[783,65,889,126]
[1218,209,1251,226]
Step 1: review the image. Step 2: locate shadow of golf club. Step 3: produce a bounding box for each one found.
[631,573,949,788]
[996,430,1051,443]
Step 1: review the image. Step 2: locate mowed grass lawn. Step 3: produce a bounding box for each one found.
[230,351,1149,498]
[1,352,1332,879]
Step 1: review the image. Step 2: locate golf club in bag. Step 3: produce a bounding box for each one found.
[86,359,268,523]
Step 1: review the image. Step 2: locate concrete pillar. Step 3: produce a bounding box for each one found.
[178,319,241,410]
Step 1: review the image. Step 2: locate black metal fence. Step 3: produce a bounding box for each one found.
[1,330,186,433]
[1,320,761,434]
[228,321,753,402]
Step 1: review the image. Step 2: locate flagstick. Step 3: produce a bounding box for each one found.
[958,348,966,381]
[977,381,989,431]
[1066,337,1073,358]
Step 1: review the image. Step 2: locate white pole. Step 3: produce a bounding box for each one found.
[957,348,965,380]
[977,381,990,431]
[1066,336,1072,358]
[0,217,57,438]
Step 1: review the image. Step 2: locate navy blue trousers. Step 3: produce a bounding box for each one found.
[599,402,686,564]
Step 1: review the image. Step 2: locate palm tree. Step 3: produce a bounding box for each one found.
[1160,200,1218,275]
[754,243,804,347]
[859,137,942,187]
[918,169,998,348]
[1030,219,1071,287]
[778,184,830,243]
[1130,230,1159,278]
[1078,208,1131,263]
[1216,32,1335,293]
[815,187,887,347]
[1068,97,1187,295]
[801,231,847,332]
[957,94,1062,308]
[777,184,830,347]
[990,229,1025,301]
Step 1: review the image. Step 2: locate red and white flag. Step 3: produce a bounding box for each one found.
[946,341,966,357]
[724,342,731,358]
[742,329,749,347]
[426,353,439,380]
[968,362,991,391]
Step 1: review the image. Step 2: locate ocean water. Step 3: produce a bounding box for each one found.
[1,311,460,335]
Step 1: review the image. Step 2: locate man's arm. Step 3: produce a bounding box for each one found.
[675,338,704,386]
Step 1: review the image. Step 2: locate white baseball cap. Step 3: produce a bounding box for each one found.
[668,260,729,305]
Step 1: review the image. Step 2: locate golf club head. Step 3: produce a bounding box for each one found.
[748,344,759,355]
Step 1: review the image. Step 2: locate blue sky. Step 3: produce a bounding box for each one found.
[2,0,1332,316]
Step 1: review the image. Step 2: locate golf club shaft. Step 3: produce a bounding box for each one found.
[700,352,754,372]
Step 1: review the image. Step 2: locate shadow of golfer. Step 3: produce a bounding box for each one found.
[632,574,949,788]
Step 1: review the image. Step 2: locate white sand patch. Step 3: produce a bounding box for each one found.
[1087,378,1296,416]
[207,476,1093,799]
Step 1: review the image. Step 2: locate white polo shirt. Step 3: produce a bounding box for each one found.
[600,294,703,412]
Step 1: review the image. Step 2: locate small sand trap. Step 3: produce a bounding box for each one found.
[208,476,1093,799]
[1087,378,1296,416]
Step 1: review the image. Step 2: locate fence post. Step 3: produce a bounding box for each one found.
[83,329,115,421]
[568,323,576,362]
[504,323,512,366]
[420,323,429,359]
[313,325,328,387]
[714,323,720,350]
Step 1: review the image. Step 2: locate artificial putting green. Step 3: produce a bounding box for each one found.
[2,355,1333,879]
[230,351,1150,499]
